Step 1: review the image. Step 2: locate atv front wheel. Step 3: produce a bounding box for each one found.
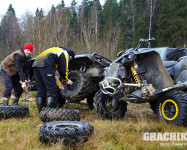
[93,91,127,120]
[157,90,187,126]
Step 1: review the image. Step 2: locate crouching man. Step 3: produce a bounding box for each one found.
[32,47,75,112]
[0,43,33,105]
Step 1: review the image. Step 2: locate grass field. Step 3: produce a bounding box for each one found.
[0,92,187,150]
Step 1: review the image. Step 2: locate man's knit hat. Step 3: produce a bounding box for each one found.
[23,43,34,52]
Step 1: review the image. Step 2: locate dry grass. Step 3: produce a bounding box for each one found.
[0,91,187,149]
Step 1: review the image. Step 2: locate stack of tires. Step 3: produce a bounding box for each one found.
[38,70,95,146]
[39,107,94,147]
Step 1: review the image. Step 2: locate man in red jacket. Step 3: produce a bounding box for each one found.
[0,43,34,105]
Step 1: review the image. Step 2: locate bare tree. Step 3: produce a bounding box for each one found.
[147,0,157,47]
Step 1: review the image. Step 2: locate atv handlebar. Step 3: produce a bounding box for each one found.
[136,37,155,50]
[92,53,112,63]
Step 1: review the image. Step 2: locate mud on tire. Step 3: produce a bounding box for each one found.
[39,121,94,146]
[156,90,187,126]
[93,91,127,120]
[0,105,29,119]
[61,70,93,101]
[39,107,80,122]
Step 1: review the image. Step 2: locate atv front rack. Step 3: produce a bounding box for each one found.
[99,77,142,95]
[99,77,122,95]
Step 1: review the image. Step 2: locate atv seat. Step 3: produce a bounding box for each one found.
[163,61,178,68]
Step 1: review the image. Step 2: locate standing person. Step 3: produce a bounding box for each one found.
[32,47,75,112]
[0,43,34,105]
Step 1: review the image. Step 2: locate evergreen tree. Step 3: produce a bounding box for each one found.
[7,4,15,16]
[102,0,120,30]
[70,0,78,33]
[49,5,56,27]
[61,0,65,7]
[118,0,134,49]
[0,4,21,56]
[156,0,187,47]
[35,8,44,20]
[134,0,148,45]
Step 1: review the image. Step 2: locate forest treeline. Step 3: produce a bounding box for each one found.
[0,0,186,59]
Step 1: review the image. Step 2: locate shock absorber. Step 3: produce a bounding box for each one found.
[131,66,141,83]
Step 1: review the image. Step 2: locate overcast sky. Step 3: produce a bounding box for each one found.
[0,0,105,21]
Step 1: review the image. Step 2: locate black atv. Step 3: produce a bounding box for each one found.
[93,38,187,126]
[28,53,111,109]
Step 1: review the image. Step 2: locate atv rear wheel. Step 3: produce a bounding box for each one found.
[157,90,187,126]
[61,70,93,101]
[94,91,127,120]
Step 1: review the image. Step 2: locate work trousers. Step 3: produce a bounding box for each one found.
[1,70,23,98]
[34,67,58,98]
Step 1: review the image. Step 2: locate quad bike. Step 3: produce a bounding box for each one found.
[28,53,111,109]
[93,38,187,126]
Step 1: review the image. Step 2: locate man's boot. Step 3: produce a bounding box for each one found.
[2,97,9,106]
[12,95,19,105]
[47,97,56,107]
[36,97,46,112]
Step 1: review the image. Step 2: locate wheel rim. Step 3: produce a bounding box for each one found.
[66,77,78,91]
[105,95,121,113]
[161,99,178,120]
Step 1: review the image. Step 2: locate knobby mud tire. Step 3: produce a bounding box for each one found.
[156,90,187,126]
[93,91,127,120]
[61,70,94,101]
[0,105,29,119]
[39,121,94,146]
[149,101,158,115]
[39,107,80,122]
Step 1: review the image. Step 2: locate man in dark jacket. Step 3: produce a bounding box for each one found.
[0,43,34,105]
[32,47,75,112]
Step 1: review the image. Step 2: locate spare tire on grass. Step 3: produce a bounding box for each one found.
[39,121,94,146]
[0,105,29,119]
[39,107,80,122]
